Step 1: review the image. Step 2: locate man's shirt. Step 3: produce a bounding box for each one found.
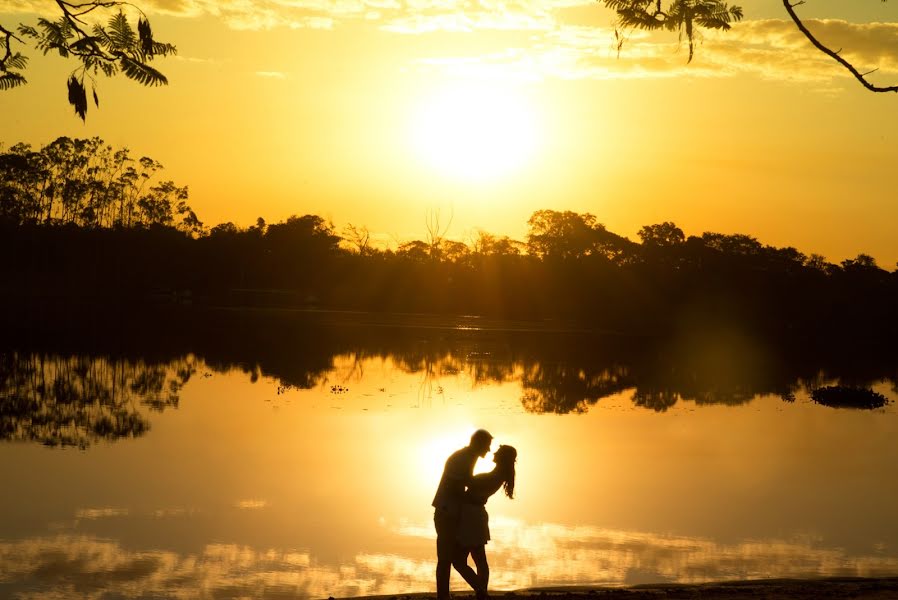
[431,446,478,513]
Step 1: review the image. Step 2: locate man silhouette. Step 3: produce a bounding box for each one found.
[432,428,493,600]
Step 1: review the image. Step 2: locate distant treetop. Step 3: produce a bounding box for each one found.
[0,136,201,234]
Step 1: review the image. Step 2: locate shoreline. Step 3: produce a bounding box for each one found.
[336,577,898,599]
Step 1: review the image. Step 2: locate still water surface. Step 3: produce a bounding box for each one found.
[2,319,898,599]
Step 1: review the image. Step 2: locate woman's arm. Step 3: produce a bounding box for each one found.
[467,471,503,498]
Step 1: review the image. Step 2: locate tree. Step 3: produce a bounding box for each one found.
[526,209,632,261]
[0,353,193,448]
[424,207,453,260]
[638,221,685,247]
[441,239,470,264]
[841,253,884,273]
[470,230,524,257]
[0,136,201,232]
[342,223,373,256]
[397,239,431,262]
[1,1,176,120]
[699,232,763,256]
[601,0,898,93]
[805,253,835,274]
[209,222,240,237]
[527,210,597,259]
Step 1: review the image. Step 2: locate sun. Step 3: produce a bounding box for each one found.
[409,83,541,183]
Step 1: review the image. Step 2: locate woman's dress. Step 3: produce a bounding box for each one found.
[457,501,490,547]
[456,471,503,548]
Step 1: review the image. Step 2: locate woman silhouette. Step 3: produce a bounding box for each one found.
[452,444,517,600]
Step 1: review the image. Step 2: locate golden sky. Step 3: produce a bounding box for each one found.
[3,0,898,266]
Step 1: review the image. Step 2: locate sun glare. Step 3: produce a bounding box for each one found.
[409,83,541,183]
[417,424,498,490]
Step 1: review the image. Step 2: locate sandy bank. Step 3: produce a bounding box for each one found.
[337,577,898,600]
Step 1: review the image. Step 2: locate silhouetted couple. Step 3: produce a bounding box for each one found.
[432,429,517,600]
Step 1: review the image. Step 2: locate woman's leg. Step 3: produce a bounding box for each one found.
[451,547,482,592]
[470,545,489,598]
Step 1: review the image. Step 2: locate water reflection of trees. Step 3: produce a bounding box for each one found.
[498,327,896,413]
[314,329,897,415]
[0,353,195,448]
[521,363,632,414]
[3,310,896,442]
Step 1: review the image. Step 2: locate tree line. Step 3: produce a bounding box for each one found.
[2,137,896,340]
[0,137,201,232]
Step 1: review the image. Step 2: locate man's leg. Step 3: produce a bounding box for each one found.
[434,511,455,600]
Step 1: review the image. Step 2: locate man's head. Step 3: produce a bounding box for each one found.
[469,428,493,457]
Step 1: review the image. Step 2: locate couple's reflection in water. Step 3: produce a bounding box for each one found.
[433,429,517,600]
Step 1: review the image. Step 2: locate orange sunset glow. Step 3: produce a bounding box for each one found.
[3,1,898,600]
[3,1,898,264]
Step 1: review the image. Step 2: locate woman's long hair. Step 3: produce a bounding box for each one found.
[494,445,517,499]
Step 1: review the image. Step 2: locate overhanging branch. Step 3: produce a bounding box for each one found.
[1,23,21,64]
[783,0,898,93]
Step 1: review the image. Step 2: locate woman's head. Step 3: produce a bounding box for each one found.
[492,445,517,499]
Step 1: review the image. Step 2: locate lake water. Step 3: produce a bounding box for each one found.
[2,313,898,599]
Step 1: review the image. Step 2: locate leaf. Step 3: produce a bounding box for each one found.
[69,36,103,53]
[138,18,154,57]
[108,11,136,51]
[17,24,39,39]
[93,86,100,108]
[92,23,114,49]
[604,0,743,62]
[119,57,168,86]
[67,75,87,121]
[34,16,75,56]
[151,41,177,58]
[3,53,29,70]
[0,72,27,91]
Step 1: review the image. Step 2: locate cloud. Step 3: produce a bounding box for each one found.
[4,515,898,598]
[703,19,898,84]
[407,27,722,83]
[381,7,556,34]
[0,537,334,600]
[729,18,898,66]
[255,71,288,79]
[137,0,572,32]
[405,18,898,89]
[602,19,898,86]
[74,507,130,520]
[234,498,269,508]
[395,516,898,586]
[133,0,898,91]
[8,0,898,90]
[172,55,219,64]
[151,507,193,517]
[0,0,55,15]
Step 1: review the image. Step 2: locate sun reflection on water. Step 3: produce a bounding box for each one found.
[4,519,898,599]
[2,348,898,598]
